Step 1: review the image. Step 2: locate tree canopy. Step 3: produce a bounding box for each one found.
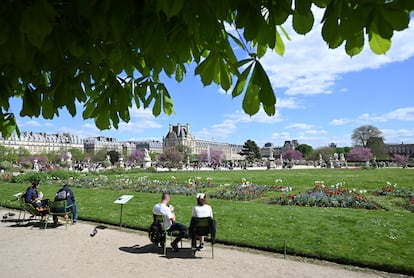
[351,125,382,147]
[240,139,262,161]
[1,0,413,138]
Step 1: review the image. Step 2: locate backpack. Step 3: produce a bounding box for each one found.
[55,190,68,200]
[148,222,165,246]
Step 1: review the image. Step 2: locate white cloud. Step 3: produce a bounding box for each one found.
[194,108,285,140]
[285,123,314,130]
[270,132,291,142]
[261,12,414,97]
[385,107,414,121]
[20,120,41,128]
[330,118,352,126]
[382,128,414,144]
[277,97,304,109]
[303,129,327,135]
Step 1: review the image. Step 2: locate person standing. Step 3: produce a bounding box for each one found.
[152,193,187,252]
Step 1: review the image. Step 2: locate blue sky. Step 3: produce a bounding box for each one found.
[11,13,414,149]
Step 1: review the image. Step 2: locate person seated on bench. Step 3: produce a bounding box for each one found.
[25,181,48,210]
[53,184,78,224]
[191,193,214,250]
[152,193,188,252]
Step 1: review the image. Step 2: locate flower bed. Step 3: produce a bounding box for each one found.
[375,182,414,212]
[209,182,293,201]
[269,183,381,209]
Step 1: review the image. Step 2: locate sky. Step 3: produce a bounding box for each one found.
[10,11,414,149]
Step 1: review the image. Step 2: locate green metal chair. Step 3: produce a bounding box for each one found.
[46,200,73,229]
[189,217,215,258]
[152,214,183,256]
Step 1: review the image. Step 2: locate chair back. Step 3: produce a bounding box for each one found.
[194,217,212,236]
[49,200,67,213]
[153,214,166,230]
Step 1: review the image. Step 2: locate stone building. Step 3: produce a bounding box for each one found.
[0,131,83,154]
[261,140,299,158]
[163,123,243,161]
[135,140,163,153]
[384,143,414,158]
[83,136,122,154]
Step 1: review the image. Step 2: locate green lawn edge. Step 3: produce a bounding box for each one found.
[1,168,413,275]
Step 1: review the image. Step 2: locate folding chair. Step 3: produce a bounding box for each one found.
[189,217,215,258]
[152,214,183,256]
[46,200,73,229]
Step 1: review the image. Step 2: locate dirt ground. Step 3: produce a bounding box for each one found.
[0,209,409,278]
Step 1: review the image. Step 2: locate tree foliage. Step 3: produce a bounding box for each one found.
[366,136,386,159]
[198,150,224,164]
[240,140,262,161]
[347,147,373,162]
[0,1,413,138]
[351,125,382,147]
[156,148,184,169]
[129,149,143,163]
[282,149,303,161]
[296,144,313,159]
[393,154,408,166]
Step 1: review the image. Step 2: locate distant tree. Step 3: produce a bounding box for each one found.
[351,125,382,147]
[199,150,224,164]
[347,148,373,162]
[282,150,303,161]
[239,140,261,162]
[0,161,12,171]
[107,150,120,165]
[129,150,143,163]
[308,147,336,161]
[92,149,108,162]
[393,154,408,167]
[366,136,386,160]
[67,148,85,162]
[296,144,313,159]
[176,144,192,162]
[157,148,183,170]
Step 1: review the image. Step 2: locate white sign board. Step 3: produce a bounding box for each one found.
[114,195,134,205]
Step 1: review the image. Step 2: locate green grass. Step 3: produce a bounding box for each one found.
[1,168,414,275]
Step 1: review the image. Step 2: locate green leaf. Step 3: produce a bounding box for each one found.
[380,8,409,31]
[345,31,364,57]
[152,94,162,116]
[369,32,391,55]
[242,65,260,116]
[252,62,276,116]
[275,29,285,56]
[292,10,314,35]
[227,32,247,51]
[219,60,232,91]
[232,63,253,98]
[194,53,219,86]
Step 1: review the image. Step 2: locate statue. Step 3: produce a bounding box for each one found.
[67,151,73,170]
[339,153,345,161]
[143,148,152,169]
[333,152,339,161]
[33,159,39,172]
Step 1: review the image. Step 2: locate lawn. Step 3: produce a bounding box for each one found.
[1,168,413,275]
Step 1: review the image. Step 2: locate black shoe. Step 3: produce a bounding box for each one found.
[171,242,179,252]
[197,243,204,251]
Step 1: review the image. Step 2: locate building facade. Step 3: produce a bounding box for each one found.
[84,136,122,154]
[135,140,163,153]
[384,143,414,158]
[261,140,299,158]
[0,131,83,154]
[163,123,243,161]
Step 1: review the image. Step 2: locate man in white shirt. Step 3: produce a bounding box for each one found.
[153,193,188,252]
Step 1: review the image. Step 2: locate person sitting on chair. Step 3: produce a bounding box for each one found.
[53,184,78,224]
[152,193,188,252]
[191,193,214,250]
[25,181,48,210]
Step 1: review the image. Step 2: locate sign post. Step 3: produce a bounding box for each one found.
[113,195,134,229]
